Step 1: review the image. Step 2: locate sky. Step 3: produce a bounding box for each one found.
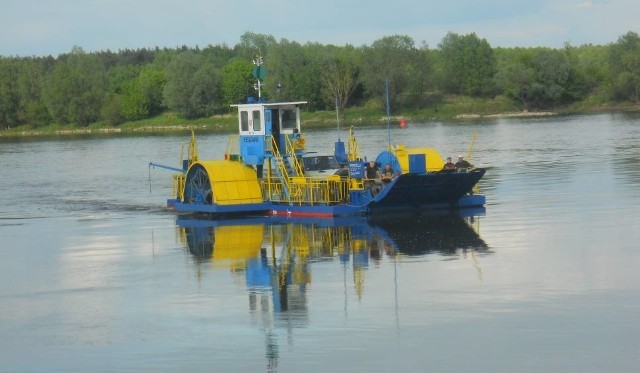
[1,0,638,57]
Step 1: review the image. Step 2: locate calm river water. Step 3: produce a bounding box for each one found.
[1,113,639,372]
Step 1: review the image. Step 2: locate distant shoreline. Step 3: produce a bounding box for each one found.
[455,111,556,119]
[1,106,638,139]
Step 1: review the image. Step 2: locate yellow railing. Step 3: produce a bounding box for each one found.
[260,175,348,205]
[172,173,186,200]
[179,130,200,169]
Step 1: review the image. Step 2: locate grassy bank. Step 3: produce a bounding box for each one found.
[2,96,638,139]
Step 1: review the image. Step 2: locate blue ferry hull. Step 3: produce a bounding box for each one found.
[167,168,486,217]
[369,169,486,210]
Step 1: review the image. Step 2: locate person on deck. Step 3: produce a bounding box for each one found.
[365,160,383,195]
[381,164,397,182]
[455,155,472,170]
[442,157,456,171]
[334,163,349,177]
[365,160,381,180]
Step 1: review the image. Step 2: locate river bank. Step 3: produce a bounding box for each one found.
[1,103,637,139]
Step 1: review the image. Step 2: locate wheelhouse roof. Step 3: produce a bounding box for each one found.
[230,101,308,108]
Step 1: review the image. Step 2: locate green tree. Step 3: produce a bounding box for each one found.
[236,32,277,60]
[403,42,434,108]
[138,66,166,116]
[494,50,537,109]
[495,48,571,109]
[163,52,221,118]
[190,62,222,116]
[17,58,51,127]
[201,44,235,69]
[266,39,324,107]
[320,48,358,113]
[569,44,610,100]
[0,58,20,129]
[221,59,253,105]
[44,47,107,126]
[101,93,124,126]
[107,64,139,95]
[530,48,570,107]
[438,32,496,96]
[361,35,416,109]
[610,31,640,103]
[120,79,148,120]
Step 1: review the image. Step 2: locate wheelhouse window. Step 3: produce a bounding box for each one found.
[240,111,249,131]
[252,110,261,131]
[282,109,297,130]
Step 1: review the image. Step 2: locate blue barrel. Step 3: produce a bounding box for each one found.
[334,140,347,163]
[408,154,426,173]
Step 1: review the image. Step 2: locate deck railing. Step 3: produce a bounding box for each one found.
[260,175,348,205]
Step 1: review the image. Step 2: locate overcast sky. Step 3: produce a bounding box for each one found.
[1,0,638,57]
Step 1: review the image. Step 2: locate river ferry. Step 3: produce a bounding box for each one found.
[150,98,485,217]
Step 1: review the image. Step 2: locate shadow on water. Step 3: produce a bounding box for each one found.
[367,209,489,257]
[175,210,489,371]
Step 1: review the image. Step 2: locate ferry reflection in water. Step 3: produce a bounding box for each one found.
[176,210,489,370]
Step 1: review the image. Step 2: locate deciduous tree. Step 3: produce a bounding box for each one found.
[163,52,221,118]
[610,31,640,103]
[44,47,107,126]
[361,35,416,110]
[438,32,496,96]
[221,59,253,105]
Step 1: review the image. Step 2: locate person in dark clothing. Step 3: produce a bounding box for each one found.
[442,157,455,170]
[365,160,383,195]
[381,163,397,182]
[334,163,349,177]
[455,155,472,170]
[365,160,381,180]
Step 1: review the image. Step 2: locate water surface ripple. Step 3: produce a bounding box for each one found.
[1,113,639,372]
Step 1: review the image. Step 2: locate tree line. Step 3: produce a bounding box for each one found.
[1,30,639,130]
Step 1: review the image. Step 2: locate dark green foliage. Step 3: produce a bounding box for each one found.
[120,66,166,120]
[236,32,277,60]
[438,32,496,96]
[495,47,591,109]
[101,93,124,126]
[265,39,325,109]
[0,31,638,130]
[44,47,107,126]
[610,31,640,103]
[320,46,359,113]
[221,59,253,105]
[361,35,416,110]
[163,52,221,118]
[0,58,20,129]
[530,49,571,107]
[121,79,149,120]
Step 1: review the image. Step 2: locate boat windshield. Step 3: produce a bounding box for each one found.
[302,155,339,172]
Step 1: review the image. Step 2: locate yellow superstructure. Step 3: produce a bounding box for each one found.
[188,160,264,205]
[392,145,445,173]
